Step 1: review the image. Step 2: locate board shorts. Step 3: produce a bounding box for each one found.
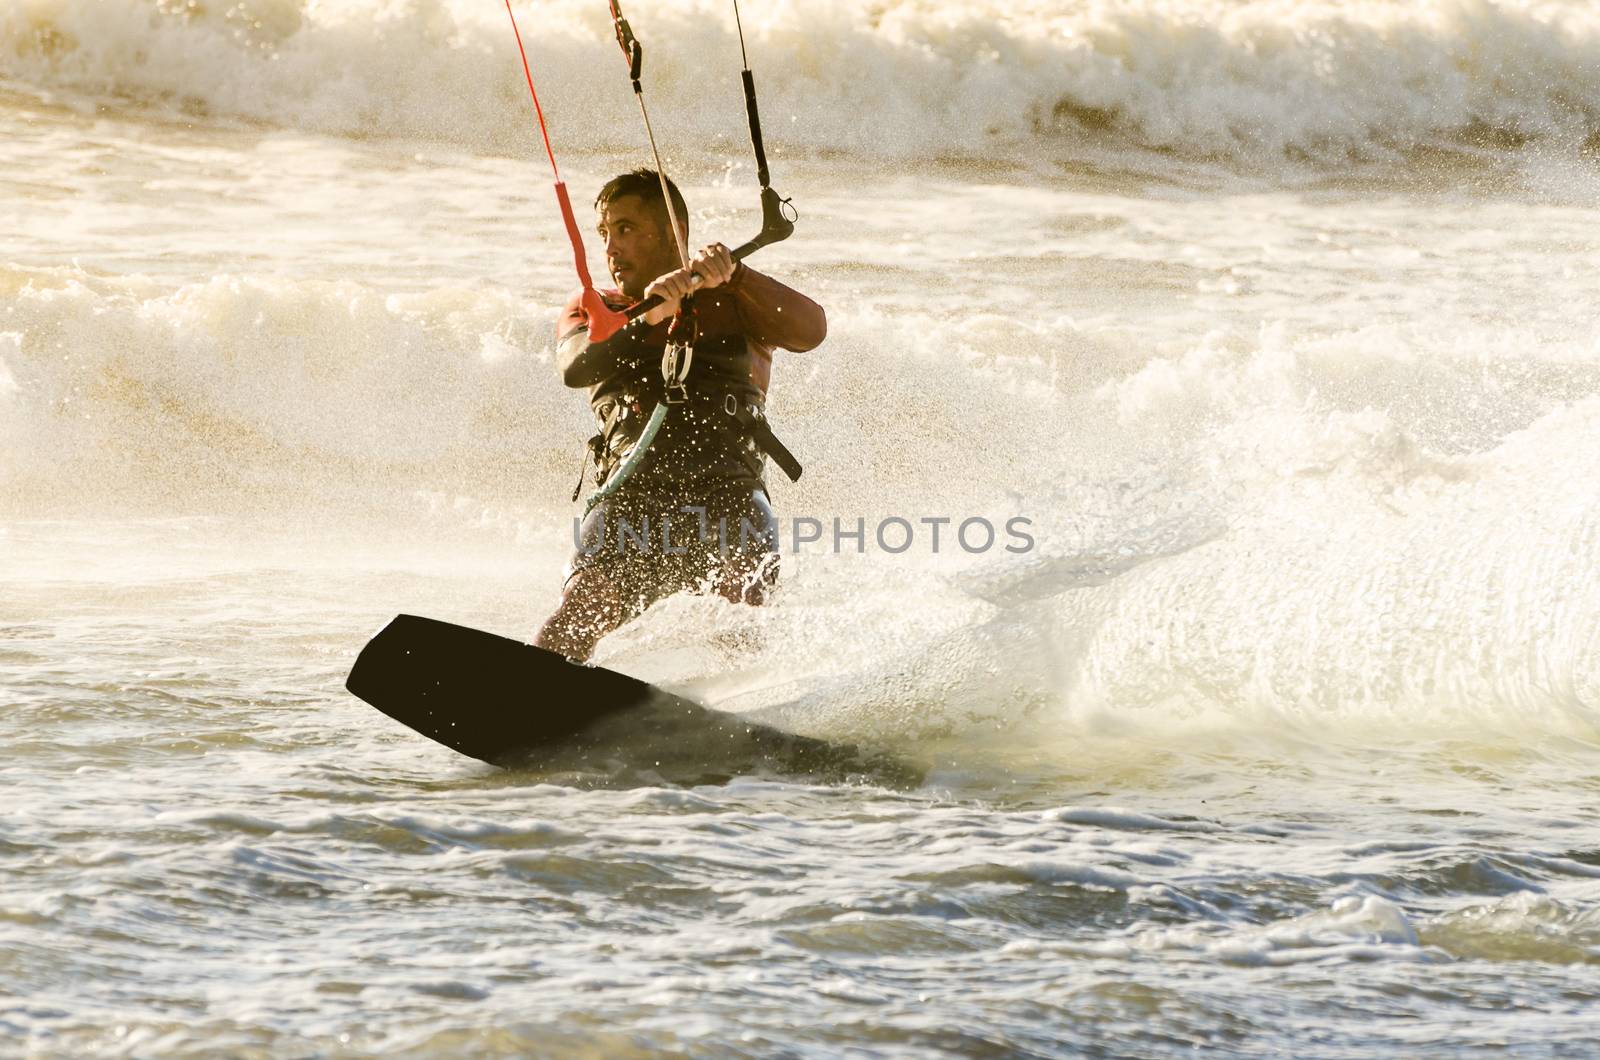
[565,479,780,618]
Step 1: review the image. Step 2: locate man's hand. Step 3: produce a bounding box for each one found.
[641,243,736,325]
[689,243,736,289]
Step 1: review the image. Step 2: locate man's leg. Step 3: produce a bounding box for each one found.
[713,550,778,605]
[535,568,629,663]
[712,487,780,605]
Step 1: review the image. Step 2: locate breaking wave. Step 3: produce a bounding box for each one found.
[3,0,1599,168]
[4,258,1599,740]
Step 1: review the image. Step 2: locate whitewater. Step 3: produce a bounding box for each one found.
[4,0,1600,1055]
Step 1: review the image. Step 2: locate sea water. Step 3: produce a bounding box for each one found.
[4,0,1600,1054]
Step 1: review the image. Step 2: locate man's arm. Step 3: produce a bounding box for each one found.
[554,292,659,389]
[725,264,827,352]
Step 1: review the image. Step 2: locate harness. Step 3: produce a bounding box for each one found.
[572,338,804,508]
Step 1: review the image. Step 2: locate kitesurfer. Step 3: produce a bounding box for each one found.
[535,169,826,663]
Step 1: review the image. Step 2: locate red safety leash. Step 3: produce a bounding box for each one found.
[503,0,626,342]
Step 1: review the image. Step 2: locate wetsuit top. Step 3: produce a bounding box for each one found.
[556,263,826,492]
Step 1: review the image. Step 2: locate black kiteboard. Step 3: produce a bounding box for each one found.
[346,614,905,780]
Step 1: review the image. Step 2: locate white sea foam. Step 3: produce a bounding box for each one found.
[0,331,19,396]
[3,0,1598,167]
[4,255,1598,738]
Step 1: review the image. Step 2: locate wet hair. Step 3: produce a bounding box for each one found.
[595,168,688,241]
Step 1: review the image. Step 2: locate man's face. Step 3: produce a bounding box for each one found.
[596,194,678,300]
